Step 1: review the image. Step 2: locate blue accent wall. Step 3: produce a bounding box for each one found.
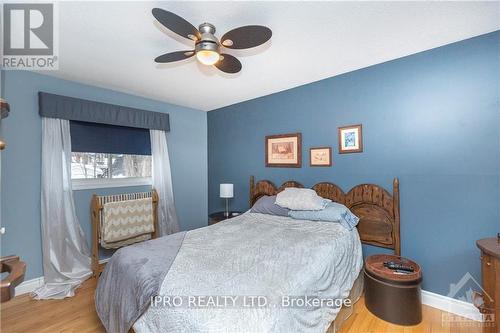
[0,71,208,280]
[208,31,500,296]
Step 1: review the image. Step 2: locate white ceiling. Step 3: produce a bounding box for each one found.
[45,1,499,111]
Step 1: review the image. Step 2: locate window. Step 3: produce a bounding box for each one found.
[71,153,151,179]
[70,121,152,190]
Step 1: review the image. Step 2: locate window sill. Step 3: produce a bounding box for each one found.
[72,177,152,190]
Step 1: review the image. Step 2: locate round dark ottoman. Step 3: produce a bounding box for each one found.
[364,254,423,326]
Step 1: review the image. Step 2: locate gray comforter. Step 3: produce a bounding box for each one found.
[135,212,363,333]
[95,231,186,333]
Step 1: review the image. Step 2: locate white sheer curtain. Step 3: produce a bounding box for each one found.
[150,130,179,235]
[33,118,91,299]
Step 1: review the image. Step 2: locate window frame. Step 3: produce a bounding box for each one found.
[72,177,152,191]
[70,152,152,190]
[68,119,153,190]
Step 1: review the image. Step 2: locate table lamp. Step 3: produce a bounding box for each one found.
[220,184,234,217]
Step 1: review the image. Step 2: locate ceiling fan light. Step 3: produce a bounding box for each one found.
[196,50,220,66]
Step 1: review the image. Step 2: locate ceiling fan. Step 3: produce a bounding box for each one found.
[152,8,272,74]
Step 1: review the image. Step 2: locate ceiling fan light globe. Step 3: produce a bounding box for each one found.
[196,50,220,66]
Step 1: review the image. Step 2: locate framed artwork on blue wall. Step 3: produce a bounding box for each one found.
[338,124,363,154]
[310,147,332,167]
[265,133,302,167]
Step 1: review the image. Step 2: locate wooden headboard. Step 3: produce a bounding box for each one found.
[249,176,401,255]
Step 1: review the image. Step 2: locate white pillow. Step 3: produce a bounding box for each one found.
[275,188,331,211]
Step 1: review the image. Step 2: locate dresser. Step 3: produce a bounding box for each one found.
[476,237,500,333]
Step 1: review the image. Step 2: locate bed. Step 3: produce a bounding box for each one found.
[96,176,401,333]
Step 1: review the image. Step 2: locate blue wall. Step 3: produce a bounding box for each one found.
[0,71,208,280]
[208,31,500,296]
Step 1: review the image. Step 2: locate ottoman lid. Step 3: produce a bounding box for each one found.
[365,254,422,285]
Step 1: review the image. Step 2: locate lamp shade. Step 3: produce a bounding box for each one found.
[220,184,234,198]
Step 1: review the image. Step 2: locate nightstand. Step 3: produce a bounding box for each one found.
[208,211,243,225]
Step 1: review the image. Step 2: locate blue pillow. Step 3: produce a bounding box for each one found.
[251,195,290,216]
[288,202,359,230]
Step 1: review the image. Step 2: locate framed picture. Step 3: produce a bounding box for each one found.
[310,147,332,167]
[265,133,302,167]
[338,124,363,154]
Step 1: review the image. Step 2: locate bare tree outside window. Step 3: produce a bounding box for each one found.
[71,152,151,179]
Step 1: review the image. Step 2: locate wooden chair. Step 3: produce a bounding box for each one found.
[0,256,26,302]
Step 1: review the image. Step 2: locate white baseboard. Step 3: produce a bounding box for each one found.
[421,290,482,321]
[13,276,481,322]
[14,258,110,296]
[15,276,44,296]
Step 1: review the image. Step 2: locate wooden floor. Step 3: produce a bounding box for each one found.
[0,279,484,333]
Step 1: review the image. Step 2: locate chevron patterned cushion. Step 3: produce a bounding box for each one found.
[102,198,154,243]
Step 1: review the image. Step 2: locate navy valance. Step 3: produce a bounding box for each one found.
[38,92,170,131]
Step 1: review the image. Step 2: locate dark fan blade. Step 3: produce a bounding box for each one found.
[155,50,195,63]
[221,25,272,49]
[152,8,201,41]
[214,54,242,74]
